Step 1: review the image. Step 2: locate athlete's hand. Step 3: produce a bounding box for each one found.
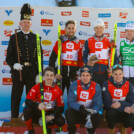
[55,74,62,80]
[87,60,95,66]
[38,103,48,111]
[124,107,133,114]
[46,115,54,122]
[110,39,116,48]
[107,67,112,74]
[111,102,121,109]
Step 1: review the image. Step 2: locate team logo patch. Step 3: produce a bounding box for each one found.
[44,93,52,100]
[114,89,122,97]
[31,89,35,92]
[66,43,74,49]
[80,91,89,99]
[83,67,89,72]
[95,42,103,48]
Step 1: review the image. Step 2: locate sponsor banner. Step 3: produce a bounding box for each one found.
[3,61,7,65]
[42,29,51,36]
[98,13,111,18]
[5,10,13,16]
[61,11,72,16]
[104,22,108,29]
[120,31,126,38]
[4,30,13,37]
[61,30,65,35]
[1,41,9,45]
[41,40,52,46]
[31,9,34,16]
[2,69,10,73]
[3,20,14,26]
[40,10,54,15]
[104,33,110,37]
[2,78,12,85]
[4,50,7,56]
[117,23,126,27]
[43,49,51,56]
[80,21,90,26]
[78,31,92,36]
[43,61,49,65]
[82,10,89,17]
[41,19,53,26]
[59,21,66,26]
[119,12,128,19]
[1,6,134,119]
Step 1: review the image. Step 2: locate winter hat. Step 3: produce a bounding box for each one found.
[94,19,104,28]
[80,65,92,75]
[125,21,134,30]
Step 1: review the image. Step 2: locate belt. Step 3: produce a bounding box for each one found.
[23,62,32,66]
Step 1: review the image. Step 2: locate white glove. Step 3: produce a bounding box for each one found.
[13,63,23,71]
[35,74,39,84]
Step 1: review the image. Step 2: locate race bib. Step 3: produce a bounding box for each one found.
[114,89,122,97]
[95,42,103,48]
[44,93,52,100]
[80,91,89,99]
[66,43,74,49]
[62,50,78,61]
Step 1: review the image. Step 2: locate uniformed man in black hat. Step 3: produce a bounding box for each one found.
[6,3,43,122]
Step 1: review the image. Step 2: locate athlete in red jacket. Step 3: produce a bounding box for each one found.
[49,20,83,93]
[23,67,65,134]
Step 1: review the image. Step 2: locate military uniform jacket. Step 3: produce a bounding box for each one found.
[6,31,43,77]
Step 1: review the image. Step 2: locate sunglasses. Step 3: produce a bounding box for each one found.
[113,64,123,69]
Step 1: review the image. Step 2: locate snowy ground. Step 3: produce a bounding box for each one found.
[0,111,11,120]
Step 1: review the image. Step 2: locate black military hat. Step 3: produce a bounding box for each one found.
[20,3,32,20]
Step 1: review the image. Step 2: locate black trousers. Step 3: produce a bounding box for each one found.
[23,106,42,124]
[62,75,71,93]
[65,108,103,133]
[23,106,57,124]
[11,70,36,118]
[126,77,134,131]
[92,72,108,87]
[23,106,63,134]
[23,106,52,134]
[106,108,134,129]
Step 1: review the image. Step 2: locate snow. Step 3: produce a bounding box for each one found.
[0,111,11,120]
[0,111,24,122]
[0,121,4,127]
